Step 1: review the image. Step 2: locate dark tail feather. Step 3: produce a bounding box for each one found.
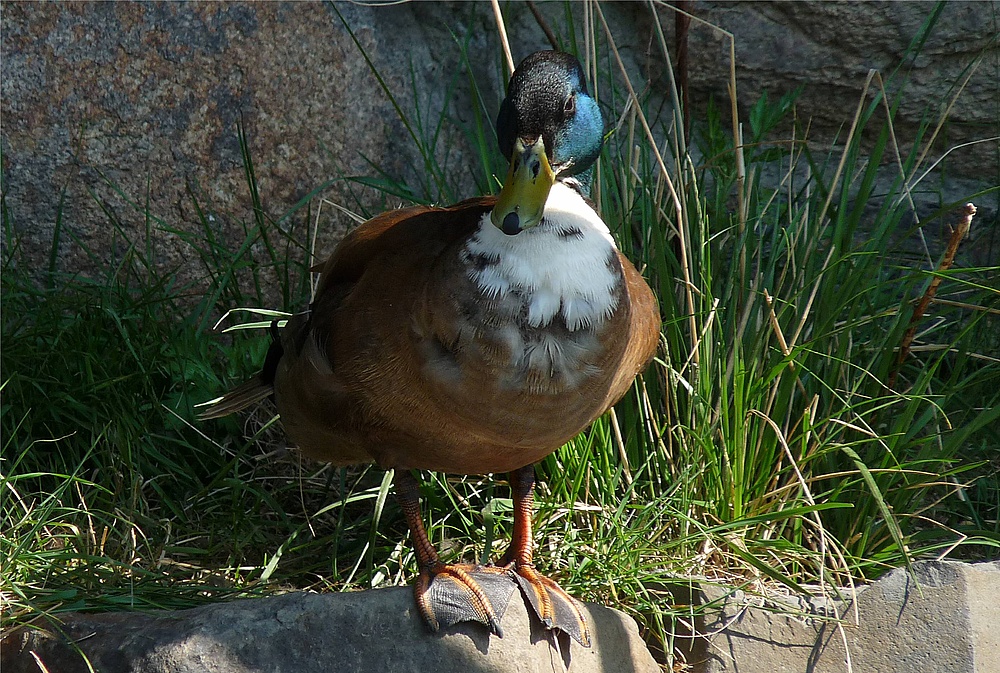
[197,375,274,420]
[199,321,286,421]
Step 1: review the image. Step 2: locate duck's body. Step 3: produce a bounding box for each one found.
[202,50,659,646]
[275,184,657,475]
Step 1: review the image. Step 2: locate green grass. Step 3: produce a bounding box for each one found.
[3,2,998,667]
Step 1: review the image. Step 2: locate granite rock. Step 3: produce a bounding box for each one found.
[2,1,995,287]
[1,586,660,673]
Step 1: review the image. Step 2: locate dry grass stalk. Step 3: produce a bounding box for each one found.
[889,202,977,390]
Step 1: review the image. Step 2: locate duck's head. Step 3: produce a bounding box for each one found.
[491,51,604,236]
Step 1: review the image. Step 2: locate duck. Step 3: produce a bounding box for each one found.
[200,50,660,647]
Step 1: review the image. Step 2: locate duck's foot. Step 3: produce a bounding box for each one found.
[415,561,588,647]
[499,466,591,646]
[508,563,591,647]
[396,468,589,646]
[415,563,517,636]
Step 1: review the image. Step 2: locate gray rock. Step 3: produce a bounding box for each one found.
[660,1,999,266]
[0,586,659,673]
[4,2,995,289]
[691,560,1000,673]
[672,1,999,180]
[0,1,644,294]
[2,2,433,291]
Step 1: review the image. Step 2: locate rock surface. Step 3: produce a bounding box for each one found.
[689,560,1000,673]
[2,2,996,287]
[662,1,999,269]
[4,560,998,672]
[1,586,659,673]
[0,1,649,293]
[2,2,456,290]
[676,1,998,156]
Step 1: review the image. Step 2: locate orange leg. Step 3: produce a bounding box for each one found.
[498,465,591,647]
[396,467,589,646]
[395,469,505,636]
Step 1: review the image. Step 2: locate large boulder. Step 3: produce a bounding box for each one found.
[0,2,647,292]
[1,586,660,673]
[677,1,998,164]
[3,2,995,288]
[1,2,489,290]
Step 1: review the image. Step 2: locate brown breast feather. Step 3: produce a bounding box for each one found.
[273,197,659,474]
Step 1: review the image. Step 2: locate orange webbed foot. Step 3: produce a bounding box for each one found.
[507,562,590,647]
[414,562,517,636]
[397,468,590,647]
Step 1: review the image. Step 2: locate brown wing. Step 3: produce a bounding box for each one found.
[271,197,496,467]
[313,197,496,290]
[197,197,494,426]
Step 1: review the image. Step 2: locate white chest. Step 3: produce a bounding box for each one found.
[462,183,621,332]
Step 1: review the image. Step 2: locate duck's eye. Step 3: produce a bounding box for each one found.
[563,95,576,117]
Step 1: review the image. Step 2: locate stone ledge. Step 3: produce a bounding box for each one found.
[687,560,1000,673]
[6,561,997,672]
[1,586,659,673]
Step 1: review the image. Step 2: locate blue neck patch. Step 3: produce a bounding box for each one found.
[553,94,603,178]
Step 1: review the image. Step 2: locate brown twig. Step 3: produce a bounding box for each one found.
[525,0,559,51]
[490,0,515,77]
[888,202,977,390]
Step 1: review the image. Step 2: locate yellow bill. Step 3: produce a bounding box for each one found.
[491,136,556,235]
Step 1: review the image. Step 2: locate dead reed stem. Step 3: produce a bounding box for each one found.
[889,202,977,390]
